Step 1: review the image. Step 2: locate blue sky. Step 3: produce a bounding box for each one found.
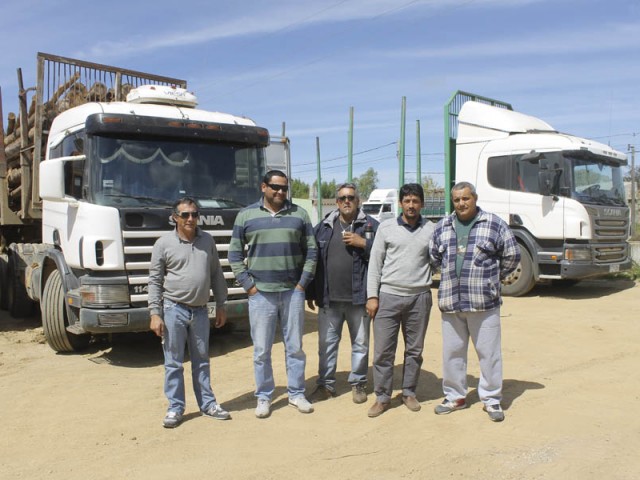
[2,0,639,191]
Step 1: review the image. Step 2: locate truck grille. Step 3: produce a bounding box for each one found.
[594,218,628,239]
[593,245,628,263]
[122,229,245,305]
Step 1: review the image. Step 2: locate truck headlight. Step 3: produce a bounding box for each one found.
[79,285,130,308]
[564,248,592,262]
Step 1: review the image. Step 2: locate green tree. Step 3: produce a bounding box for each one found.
[421,175,441,195]
[291,178,309,198]
[354,168,378,199]
[321,179,338,199]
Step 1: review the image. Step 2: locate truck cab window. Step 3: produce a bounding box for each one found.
[487,155,512,190]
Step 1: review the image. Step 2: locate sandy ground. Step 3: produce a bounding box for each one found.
[1,279,639,480]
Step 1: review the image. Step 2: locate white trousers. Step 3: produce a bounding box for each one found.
[441,307,502,405]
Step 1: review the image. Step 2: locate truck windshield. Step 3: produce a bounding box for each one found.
[361,204,382,215]
[570,155,626,207]
[89,136,265,208]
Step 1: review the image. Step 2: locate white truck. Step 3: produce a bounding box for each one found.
[443,91,631,296]
[361,188,398,222]
[0,53,286,351]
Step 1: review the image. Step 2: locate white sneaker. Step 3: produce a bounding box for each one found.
[255,399,271,419]
[288,396,314,414]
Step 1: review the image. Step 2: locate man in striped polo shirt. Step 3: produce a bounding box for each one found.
[229,170,317,419]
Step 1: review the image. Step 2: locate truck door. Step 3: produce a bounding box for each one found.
[508,153,565,241]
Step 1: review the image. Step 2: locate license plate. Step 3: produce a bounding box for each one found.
[207,303,217,318]
[609,264,620,273]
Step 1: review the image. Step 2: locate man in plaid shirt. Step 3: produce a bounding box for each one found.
[429,181,520,422]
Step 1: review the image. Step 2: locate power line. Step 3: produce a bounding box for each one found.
[295,141,397,166]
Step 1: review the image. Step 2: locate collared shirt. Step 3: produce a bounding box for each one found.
[396,214,424,232]
[228,197,317,292]
[429,207,520,313]
[148,228,228,316]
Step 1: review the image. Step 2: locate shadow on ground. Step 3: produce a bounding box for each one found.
[525,278,636,300]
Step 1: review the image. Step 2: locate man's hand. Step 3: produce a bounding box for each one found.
[366,298,379,320]
[247,286,258,296]
[307,299,316,310]
[342,232,366,249]
[150,314,164,338]
[214,307,227,329]
[295,284,305,292]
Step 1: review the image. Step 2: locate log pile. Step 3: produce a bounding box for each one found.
[2,76,131,208]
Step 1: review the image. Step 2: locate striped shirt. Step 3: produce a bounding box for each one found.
[228,198,317,292]
[429,208,520,313]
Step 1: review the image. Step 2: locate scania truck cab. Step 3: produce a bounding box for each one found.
[1,53,277,352]
[445,91,630,296]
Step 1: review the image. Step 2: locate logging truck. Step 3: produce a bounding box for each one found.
[0,52,283,352]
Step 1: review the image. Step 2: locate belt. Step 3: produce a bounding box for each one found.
[167,299,207,310]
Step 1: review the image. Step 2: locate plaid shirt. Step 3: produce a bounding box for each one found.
[429,208,520,313]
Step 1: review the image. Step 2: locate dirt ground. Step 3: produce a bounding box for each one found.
[1,279,639,480]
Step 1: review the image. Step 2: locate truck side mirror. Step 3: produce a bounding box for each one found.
[538,159,562,197]
[39,155,86,202]
[40,159,66,201]
[538,170,554,196]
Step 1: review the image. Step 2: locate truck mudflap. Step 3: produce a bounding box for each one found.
[76,299,249,334]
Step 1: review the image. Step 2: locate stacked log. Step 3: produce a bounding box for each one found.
[2,75,130,166]
[2,75,129,211]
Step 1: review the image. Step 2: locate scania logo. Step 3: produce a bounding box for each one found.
[603,208,622,217]
[199,215,225,226]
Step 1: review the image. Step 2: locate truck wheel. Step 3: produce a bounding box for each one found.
[0,254,8,310]
[501,246,535,297]
[41,269,90,352]
[7,254,36,318]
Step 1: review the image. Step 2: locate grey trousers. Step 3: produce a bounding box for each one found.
[441,307,502,406]
[372,291,432,403]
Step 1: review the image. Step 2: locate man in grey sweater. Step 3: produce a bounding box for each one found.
[365,184,435,417]
[148,196,230,428]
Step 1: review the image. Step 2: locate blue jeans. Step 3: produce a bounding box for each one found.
[248,288,307,400]
[317,302,370,389]
[162,300,217,413]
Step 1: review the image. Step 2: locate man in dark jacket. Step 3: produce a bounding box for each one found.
[307,183,379,404]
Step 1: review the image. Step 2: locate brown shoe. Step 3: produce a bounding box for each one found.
[402,395,421,412]
[367,401,390,418]
[309,385,336,403]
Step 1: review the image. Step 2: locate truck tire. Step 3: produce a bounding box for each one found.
[41,269,90,352]
[7,254,36,318]
[0,254,8,310]
[501,246,535,297]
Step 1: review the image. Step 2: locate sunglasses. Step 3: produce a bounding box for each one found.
[176,211,199,219]
[337,195,356,202]
[267,183,289,192]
